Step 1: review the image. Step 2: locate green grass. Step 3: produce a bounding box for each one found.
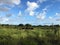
[0,27,60,45]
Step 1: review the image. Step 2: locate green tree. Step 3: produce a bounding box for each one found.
[18,24,24,27]
[25,24,32,27]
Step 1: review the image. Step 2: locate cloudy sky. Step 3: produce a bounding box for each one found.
[0,0,60,25]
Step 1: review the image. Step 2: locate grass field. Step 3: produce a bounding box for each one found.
[0,25,60,45]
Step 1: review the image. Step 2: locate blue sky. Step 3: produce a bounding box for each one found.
[0,0,60,25]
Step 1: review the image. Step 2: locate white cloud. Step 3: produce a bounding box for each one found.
[56,18,60,21]
[12,0,20,5]
[18,11,22,16]
[0,17,9,23]
[0,0,20,6]
[0,6,10,11]
[36,6,48,20]
[6,14,12,17]
[43,8,47,11]
[48,16,59,22]
[49,16,53,20]
[37,0,47,3]
[26,1,39,16]
[56,13,60,16]
[48,13,60,21]
[42,7,48,11]
[29,11,35,16]
[3,18,9,22]
[43,5,51,11]
[37,11,46,20]
[0,0,21,12]
[27,1,39,11]
[54,13,60,21]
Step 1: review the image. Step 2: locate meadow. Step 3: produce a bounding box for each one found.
[0,24,60,45]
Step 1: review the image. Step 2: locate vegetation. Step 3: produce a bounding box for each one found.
[0,24,60,45]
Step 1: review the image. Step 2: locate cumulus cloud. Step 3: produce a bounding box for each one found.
[27,1,39,11]
[26,1,39,16]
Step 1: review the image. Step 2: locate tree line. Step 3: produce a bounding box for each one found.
[0,24,60,28]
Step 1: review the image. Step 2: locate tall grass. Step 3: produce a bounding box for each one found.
[0,27,60,45]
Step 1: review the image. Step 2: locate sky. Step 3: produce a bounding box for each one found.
[0,0,60,25]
